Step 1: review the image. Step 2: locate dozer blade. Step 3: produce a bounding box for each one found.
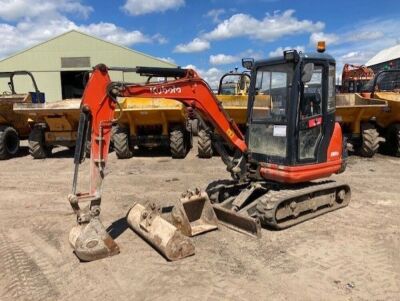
[69,217,120,262]
[127,202,195,261]
[171,190,219,237]
[212,204,262,238]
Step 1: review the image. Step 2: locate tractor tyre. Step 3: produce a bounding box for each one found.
[0,126,20,159]
[170,127,187,159]
[385,123,400,157]
[198,129,213,158]
[112,125,133,159]
[359,123,382,158]
[29,127,51,159]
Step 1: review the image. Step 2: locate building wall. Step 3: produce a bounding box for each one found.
[0,31,175,101]
[369,58,400,73]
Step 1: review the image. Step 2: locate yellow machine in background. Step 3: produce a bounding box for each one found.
[336,69,400,157]
[13,99,82,159]
[335,93,387,157]
[113,97,192,159]
[360,69,400,157]
[0,71,44,159]
[197,71,250,158]
[15,96,192,159]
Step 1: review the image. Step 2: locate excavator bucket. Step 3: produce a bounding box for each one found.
[171,189,219,237]
[212,204,261,238]
[69,217,120,262]
[126,202,195,261]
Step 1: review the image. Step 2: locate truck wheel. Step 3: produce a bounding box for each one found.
[29,127,51,159]
[198,129,213,158]
[0,126,20,159]
[385,123,400,157]
[112,125,133,159]
[170,127,187,159]
[359,123,383,158]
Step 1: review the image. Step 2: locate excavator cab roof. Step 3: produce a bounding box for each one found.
[254,51,335,68]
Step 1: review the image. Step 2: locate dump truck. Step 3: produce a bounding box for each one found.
[68,47,350,262]
[0,71,44,159]
[335,93,387,157]
[197,71,250,158]
[13,99,83,159]
[360,69,400,156]
[112,97,192,159]
[14,96,192,159]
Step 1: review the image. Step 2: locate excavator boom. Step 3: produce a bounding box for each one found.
[68,64,250,261]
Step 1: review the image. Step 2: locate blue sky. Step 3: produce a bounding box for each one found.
[0,0,399,86]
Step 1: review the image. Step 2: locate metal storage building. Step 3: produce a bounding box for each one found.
[366,44,400,72]
[0,30,175,102]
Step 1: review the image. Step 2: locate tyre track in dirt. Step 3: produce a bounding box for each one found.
[0,231,60,301]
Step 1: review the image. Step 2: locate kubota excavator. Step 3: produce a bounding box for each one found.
[68,48,351,262]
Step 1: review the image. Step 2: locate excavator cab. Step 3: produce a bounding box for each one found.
[244,50,343,182]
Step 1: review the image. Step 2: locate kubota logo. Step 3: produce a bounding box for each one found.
[150,85,182,95]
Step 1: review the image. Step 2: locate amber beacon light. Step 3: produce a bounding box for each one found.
[317,41,326,53]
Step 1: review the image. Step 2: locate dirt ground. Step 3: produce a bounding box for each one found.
[0,140,399,301]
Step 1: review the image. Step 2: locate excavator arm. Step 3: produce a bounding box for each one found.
[68,64,248,261]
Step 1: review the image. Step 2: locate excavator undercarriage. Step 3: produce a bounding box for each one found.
[207,180,350,237]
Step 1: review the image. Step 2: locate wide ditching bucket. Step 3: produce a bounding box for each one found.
[126,202,195,261]
[171,189,219,237]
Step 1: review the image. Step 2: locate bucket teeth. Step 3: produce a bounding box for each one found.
[127,202,195,261]
[69,217,120,262]
[171,190,219,237]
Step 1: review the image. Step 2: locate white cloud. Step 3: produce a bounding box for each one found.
[205,9,226,23]
[122,0,184,16]
[157,57,176,64]
[79,22,153,45]
[310,18,400,82]
[204,10,324,41]
[0,14,165,59]
[240,49,264,60]
[309,32,340,46]
[269,45,305,57]
[183,64,224,89]
[152,33,168,44]
[174,38,210,53]
[0,0,93,21]
[209,54,239,65]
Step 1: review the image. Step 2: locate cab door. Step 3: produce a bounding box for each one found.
[297,64,325,163]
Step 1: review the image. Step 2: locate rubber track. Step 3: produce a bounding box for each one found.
[198,129,213,158]
[257,181,351,229]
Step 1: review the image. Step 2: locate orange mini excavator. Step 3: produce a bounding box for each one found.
[68,48,350,262]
